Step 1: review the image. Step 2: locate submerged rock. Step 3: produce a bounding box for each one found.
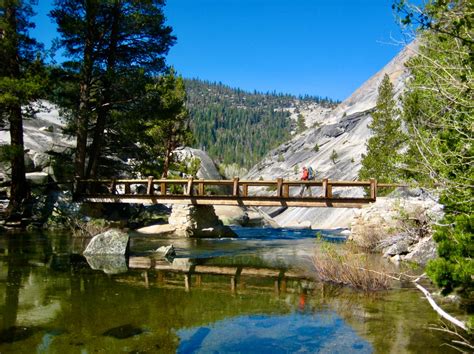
[156,244,176,259]
[83,229,129,255]
[135,224,177,236]
[102,324,144,339]
[84,254,128,274]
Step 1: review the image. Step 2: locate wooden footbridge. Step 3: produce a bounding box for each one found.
[77,177,379,208]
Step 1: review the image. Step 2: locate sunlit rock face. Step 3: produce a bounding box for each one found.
[83,229,129,255]
[168,205,237,238]
[173,147,222,180]
[245,41,419,229]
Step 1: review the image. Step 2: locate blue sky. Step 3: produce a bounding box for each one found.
[32,0,408,101]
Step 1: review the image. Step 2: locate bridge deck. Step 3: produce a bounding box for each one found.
[78,177,378,208]
[82,194,374,208]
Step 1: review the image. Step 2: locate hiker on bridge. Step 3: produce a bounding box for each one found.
[298,166,314,197]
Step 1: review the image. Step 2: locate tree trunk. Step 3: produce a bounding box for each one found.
[86,0,120,179]
[8,106,27,219]
[4,4,27,220]
[161,140,174,178]
[74,1,97,191]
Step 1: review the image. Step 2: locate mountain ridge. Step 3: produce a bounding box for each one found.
[185,78,339,170]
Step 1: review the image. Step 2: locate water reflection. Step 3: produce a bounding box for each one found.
[0,230,457,353]
[177,312,372,353]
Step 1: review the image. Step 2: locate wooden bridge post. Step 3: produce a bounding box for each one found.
[110,179,117,195]
[186,177,194,196]
[147,176,154,195]
[323,178,332,198]
[160,181,167,196]
[198,179,205,196]
[242,183,248,197]
[124,182,131,194]
[282,182,290,198]
[276,178,283,197]
[370,178,377,200]
[232,177,240,196]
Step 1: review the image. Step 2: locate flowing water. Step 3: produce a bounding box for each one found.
[0,227,458,353]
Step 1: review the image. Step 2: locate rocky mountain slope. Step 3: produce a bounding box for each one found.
[245,41,419,229]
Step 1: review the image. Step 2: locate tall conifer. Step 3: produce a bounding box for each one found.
[0,0,43,219]
[51,0,175,180]
[359,74,405,183]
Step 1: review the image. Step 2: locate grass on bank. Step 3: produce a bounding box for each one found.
[311,242,395,292]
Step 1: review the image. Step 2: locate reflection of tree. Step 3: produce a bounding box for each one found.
[2,236,26,330]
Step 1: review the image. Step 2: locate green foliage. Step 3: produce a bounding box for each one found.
[185,79,337,169]
[313,144,319,152]
[50,0,176,179]
[50,152,75,182]
[136,69,192,177]
[296,113,307,133]
[330,149,338,164]
[359,74,405,183]
[0,144,23,162]
[186,157,201,177]
[398,0,473,295]
[427,214,473,295]
[277,153,284,162]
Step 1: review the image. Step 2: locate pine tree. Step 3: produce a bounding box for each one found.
[51,0,175,181]
[0,0,44,219]
[126,69,192,177]
[398,1,473,295]
[359,74,405,183]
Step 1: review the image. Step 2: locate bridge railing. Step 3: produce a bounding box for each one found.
[77,177,377,201]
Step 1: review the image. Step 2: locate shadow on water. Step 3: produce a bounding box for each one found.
[0,229,460,353]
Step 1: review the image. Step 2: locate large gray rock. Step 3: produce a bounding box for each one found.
[26,172,49,186]
[213,205,249,226]
[83,229,129,255]
[383,237,411,257]
[29,152,51,171]
[168,205,237,238]
[404,237,437,265]
[173,147,221,180]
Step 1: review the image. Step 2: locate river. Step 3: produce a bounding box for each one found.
[0,227,456,353]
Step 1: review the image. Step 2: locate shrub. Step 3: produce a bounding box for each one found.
[330,149,338,164]
[312,243,393,291]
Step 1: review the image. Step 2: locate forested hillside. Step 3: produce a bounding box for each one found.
[185,79,338,169]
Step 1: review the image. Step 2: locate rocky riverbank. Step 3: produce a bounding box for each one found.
[350,189,443,265]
